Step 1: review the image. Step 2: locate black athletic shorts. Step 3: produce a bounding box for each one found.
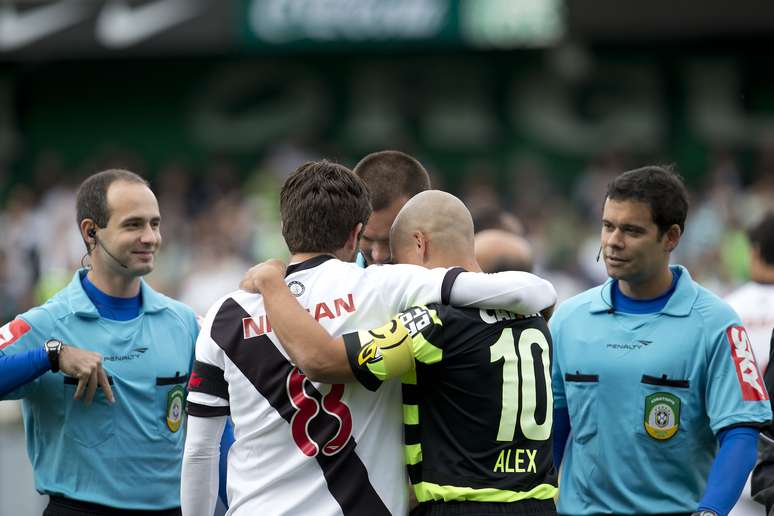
[410,499,557,516]
[44,496,182,516]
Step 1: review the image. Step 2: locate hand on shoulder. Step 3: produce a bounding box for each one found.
[240,259,287,293]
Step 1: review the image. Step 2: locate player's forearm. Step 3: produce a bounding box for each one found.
[451,271,557,315]
[260,275,352,382]
[0,347,51,398]
[181,415,226,516]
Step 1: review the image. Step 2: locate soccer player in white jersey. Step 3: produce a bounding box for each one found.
[728,212,774,516]
[180,161,557,516]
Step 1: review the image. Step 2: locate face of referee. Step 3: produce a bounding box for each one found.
[601,198,680,298]
[93,181,162,279]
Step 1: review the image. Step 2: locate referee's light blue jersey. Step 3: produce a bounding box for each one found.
[0,270,198,510]
[356,250,367,268]
[550,265,772,515]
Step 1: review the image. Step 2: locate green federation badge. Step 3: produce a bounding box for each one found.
[644,392,680,440]
[166,385,185,433]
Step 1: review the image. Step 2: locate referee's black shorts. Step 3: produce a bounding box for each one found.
[44,496,181,516]
[411,499,557,516]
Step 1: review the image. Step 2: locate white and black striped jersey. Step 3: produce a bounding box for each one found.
[186,255,461,516]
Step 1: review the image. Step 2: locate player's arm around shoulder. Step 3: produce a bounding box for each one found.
[240,259,352,383]
[366,261,559,315]
[240,260,421,385]
[450,270,557,315]
[344,308,426,391]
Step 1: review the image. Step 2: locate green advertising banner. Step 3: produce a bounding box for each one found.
[240,0,565,51]
[6,49,774,188]
[0,1,770,60]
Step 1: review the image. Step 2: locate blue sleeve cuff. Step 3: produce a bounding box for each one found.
[0,347,51,397]
[698,426,759,516]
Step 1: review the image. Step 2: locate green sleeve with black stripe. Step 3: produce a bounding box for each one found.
[344,306,444,391]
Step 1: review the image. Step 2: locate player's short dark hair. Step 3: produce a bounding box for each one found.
[353,150,430,211]
[748,211,774,265]
[605,165,689,237]
[76,169,149,228]
[281,160,371,254]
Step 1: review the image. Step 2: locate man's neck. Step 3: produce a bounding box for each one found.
[86,268,141,298]
[457,257,481,273]
[289,252,335,264]
[618,267,674,299]
[425,255,481,273]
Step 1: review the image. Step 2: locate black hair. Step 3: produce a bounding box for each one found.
[76,169,149,229]
[749,211,774,265]
[353,150,430,211]
[606,165,689,237]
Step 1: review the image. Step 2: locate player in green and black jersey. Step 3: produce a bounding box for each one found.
[345,303,556,515]
[242,190,558,516]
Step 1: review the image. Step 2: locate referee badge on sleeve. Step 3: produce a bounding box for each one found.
[166,385,185,433]
[644,392,680,440]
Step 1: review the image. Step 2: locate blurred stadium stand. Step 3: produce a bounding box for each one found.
[1,0,773,512]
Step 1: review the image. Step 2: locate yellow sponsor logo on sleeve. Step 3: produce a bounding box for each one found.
[358,341,380,366]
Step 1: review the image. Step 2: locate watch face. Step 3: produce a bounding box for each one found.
[698,511,717,516]
[45,339,62,372]
[45,339,62,350]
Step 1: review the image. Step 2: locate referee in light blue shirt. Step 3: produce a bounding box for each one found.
[0,170,199,515]
[551,166,772,516]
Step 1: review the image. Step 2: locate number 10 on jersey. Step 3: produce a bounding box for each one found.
[490,328,552,442]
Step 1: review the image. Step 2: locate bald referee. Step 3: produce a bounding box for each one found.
[245,191,558,516]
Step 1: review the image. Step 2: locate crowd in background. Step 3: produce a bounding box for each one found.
[2,140,773,327]
[0,136,772,516]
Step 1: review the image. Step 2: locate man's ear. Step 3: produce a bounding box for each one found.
[80,219,97,250]
[347,222,364,252]
[413,230,430,262]
[664,224,682,253]
[352,222,364,242]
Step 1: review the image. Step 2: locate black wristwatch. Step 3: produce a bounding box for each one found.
[44,339,63,373]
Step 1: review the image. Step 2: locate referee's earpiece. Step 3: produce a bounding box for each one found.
[596,246,603,263]
[87,226,128,269]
